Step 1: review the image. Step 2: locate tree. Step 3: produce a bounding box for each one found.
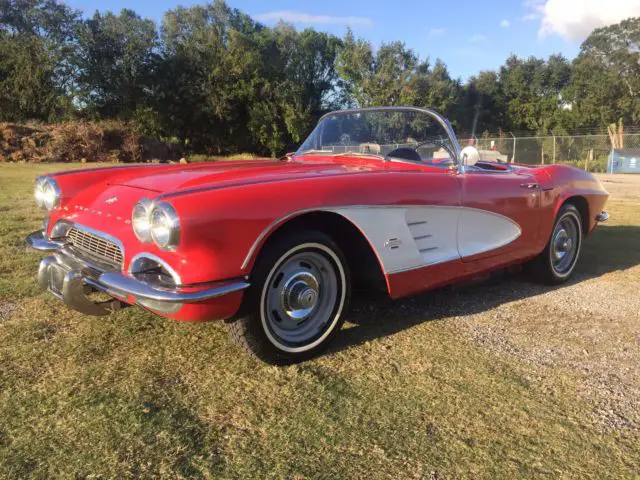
[403,59,462,126]
[0,0,79,121]
[461,70,504,134]
[498,54,571,134]
[337,30,417,106]
[568,17,640,127]
[75,9,159,119]
[157,1,264,151]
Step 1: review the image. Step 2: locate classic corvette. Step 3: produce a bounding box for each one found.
[27,107,609,363]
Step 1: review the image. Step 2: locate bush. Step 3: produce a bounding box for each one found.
[0,121,181,163]
[49,122,105,162]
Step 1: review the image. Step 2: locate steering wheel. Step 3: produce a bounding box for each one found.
[386,140,455,163]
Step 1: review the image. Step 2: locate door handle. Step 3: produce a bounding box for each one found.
[520,182,539,189]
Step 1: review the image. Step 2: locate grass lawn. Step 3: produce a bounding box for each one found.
[0,163,639,479]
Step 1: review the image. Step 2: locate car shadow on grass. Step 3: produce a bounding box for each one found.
[328,224,640,355]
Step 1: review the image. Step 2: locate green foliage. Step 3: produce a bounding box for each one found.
[74,9,159,119]
[0,0,79,121]
[0,0,639,156]
[568,18,640,127]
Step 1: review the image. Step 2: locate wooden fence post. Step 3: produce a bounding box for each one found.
[584,148,593,171]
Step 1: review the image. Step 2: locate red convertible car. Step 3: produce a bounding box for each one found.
[27,107,609,363]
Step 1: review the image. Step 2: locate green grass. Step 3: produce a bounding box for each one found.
[0,163,639,478]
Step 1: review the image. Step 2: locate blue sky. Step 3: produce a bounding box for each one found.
[68,0,639,80]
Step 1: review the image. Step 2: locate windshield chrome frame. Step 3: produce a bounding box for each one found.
[306,106,462,166]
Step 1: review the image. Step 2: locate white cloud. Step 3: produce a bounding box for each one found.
[500,19,511,28]
[428,28,446,36]
[255,10,373,27]
[470,33,487,43]
[535,0,640,41]
[522,13,539,21]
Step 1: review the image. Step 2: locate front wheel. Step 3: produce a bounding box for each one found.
[528,203,583,284]
[227,230,350,364]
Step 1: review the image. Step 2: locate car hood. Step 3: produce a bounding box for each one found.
[108,160,375,194]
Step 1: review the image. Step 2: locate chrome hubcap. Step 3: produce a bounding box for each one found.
[280,272,319,320]
[551,215,580,275]
[264,250,339,346]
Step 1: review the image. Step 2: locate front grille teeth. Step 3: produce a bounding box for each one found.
[66,228,123,267]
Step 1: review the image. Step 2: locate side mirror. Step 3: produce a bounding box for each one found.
[460,146,481,166]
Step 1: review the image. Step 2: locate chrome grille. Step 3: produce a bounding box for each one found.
[66,228,123,267]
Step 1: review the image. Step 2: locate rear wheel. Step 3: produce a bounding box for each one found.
[529,203,583,284]
[227,230,350,364]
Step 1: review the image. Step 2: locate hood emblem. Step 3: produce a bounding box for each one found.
[105,196,119,204]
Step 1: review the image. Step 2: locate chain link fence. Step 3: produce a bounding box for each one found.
[458,133,640,172]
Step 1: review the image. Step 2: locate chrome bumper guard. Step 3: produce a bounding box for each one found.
[596,211,609,222]
[27,230,249,316]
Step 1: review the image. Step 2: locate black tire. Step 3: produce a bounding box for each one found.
[528,203,583,285]
[226,230,351,364]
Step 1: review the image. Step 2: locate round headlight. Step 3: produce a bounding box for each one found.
[132,198,153,243]
[149,202,180,250]
[34,177,46,208]
[34,176,61,211]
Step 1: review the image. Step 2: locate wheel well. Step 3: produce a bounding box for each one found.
[563,196,589,235]
[256,211,387,294]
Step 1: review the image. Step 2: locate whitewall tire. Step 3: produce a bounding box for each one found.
[227,230,350,364]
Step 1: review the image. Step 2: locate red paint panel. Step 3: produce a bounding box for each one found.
[39,158,609,322]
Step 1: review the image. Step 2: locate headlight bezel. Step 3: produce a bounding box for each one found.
[34,176,61,211]
[149,201,181,251]
[132,198,153,243]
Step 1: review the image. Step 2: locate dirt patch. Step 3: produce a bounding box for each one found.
[0,300,17,322]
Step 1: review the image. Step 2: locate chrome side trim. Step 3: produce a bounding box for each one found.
[596,211,609,222]
[129,253,182,285]
[241,204,522,275]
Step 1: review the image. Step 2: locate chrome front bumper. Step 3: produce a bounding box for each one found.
[27,230,249,316]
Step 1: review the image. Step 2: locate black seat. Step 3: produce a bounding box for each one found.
[386,147,422,162]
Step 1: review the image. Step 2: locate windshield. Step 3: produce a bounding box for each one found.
[296,108,458,166]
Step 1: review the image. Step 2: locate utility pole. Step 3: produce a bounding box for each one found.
[552,134,556,164]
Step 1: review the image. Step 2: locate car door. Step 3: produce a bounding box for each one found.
[458,165,541,264]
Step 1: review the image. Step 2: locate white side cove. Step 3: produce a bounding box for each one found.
[325,206,522,274]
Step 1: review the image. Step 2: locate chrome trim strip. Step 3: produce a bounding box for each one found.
[596,211,609,222]
[98,272,249,303]
[129,253,182,285]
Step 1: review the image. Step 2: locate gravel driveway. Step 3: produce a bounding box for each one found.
[449,174,640,431]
